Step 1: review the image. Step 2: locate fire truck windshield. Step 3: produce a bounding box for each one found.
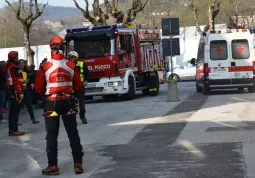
[68,38,115,58]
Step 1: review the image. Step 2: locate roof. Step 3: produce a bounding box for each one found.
[65,25,118,40]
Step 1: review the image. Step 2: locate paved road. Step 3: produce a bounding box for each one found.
[0,82,195,178]
[176,89,255,178]
[91,88,255,178]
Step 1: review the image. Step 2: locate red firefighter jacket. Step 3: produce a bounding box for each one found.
[34,54,82,97]
[5,62,23,95]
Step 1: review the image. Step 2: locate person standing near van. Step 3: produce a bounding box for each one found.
[67,51,91,124]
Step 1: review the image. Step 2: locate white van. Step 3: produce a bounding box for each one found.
[195,29,255,95]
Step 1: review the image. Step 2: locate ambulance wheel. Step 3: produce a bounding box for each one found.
[123,77,135,100]
[196,81,202,93]
[248,86,255,93]
[203,85,210,95]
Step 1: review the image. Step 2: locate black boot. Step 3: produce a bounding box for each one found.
[32,118,40,124]
[80,116,87,124]
[74,162,84,174]
[42,166,59,176]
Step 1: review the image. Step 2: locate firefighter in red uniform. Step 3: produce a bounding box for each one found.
[5,51,25,136]
[35,36,84,176]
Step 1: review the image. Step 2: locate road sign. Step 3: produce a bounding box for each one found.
[162,18,180,36]
[162,38,180,57]
[162,18,180,102]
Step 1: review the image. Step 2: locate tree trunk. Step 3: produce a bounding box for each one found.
[24,25,34,65]
[188,3,203,35]
[208,6,215,32]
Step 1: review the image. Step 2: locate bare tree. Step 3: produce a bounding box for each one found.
[73,0,149,26]
[0,6,56,48]
[30,19,57,46]
[5,0,47,65]
[186,0,221,35]
[220,0,255,29]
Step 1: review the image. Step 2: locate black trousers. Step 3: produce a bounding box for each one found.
[75,87,86,118]
[9,97,21,132]
[44,98,83,166]
[22,90,35,119]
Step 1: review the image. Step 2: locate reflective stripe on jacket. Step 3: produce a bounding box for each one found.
[76,61,84,82]
[22,71,27,87]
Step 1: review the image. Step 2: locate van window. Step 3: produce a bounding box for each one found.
[232,39,250,59]
[210,40,228,60]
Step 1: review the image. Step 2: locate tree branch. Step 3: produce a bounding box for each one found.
[73,0,106,26]
[31,0,48,22]
[186,1,203,35]
[5,0,48,65]
[123,0,149,23]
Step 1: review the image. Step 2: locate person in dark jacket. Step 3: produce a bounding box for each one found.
[18,59,39,124]
[68,51,91,124]
[0,61,8,124]
[29,64,38,105]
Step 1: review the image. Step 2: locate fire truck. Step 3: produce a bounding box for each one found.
[65,23,166,100]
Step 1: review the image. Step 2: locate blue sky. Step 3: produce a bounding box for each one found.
[0,0,103,8]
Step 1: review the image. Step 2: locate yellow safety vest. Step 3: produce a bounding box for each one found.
[76,61,84,82]
[22,71,27,87]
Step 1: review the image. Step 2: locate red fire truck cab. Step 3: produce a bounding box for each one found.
[65,23,165,100]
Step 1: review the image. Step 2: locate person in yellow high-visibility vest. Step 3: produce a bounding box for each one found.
[68,51,91,124]
[18,59,39,124]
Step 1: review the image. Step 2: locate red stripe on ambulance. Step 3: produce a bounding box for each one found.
[228,66,253,72]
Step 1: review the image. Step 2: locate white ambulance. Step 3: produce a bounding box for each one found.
[195,29,255,95]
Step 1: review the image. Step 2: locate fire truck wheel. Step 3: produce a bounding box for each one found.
[238,88,244,92]
[149,74,159,96]
[123,77,136,100]
[142,89,150,95]
[248,86,255,93]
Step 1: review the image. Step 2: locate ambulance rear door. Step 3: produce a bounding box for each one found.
[208,35,231,86]
[230,36,254,85]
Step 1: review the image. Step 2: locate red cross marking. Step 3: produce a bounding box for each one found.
[216,47,222,55]
[236,45,244,53]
